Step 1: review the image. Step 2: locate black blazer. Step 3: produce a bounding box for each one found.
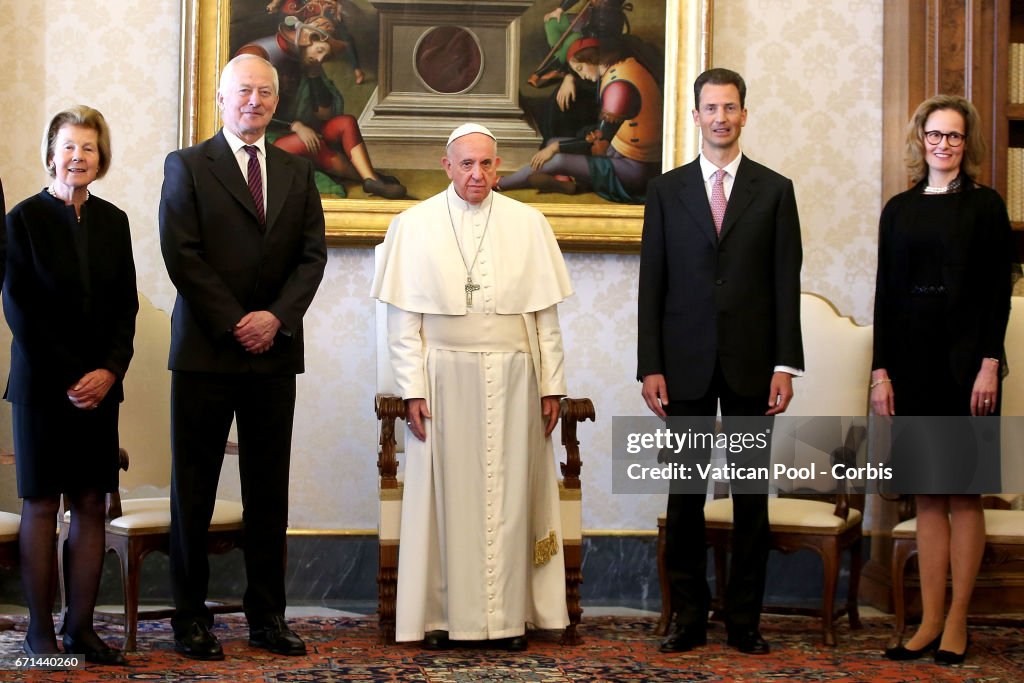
[872,181,1013,387]
[637,156,804,399]
[159,131,327,374]
[4,191,138,405]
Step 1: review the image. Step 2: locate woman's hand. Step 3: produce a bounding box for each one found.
[870,370,894,416]
[67,369,116,410]
[971,360,999,416]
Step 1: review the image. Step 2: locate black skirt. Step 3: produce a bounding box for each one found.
[13,399,120,498]
[886,295,1001,494]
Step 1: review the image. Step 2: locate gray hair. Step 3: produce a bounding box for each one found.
[219,54,280,96]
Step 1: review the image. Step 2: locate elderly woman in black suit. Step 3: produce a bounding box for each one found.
[4,106,138,664]
[873,95,1014,665]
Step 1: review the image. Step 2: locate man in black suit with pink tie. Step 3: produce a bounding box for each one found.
[637,68,803,655]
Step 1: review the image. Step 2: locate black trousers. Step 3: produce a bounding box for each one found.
[168,371,296,635]
[663,362,772,633]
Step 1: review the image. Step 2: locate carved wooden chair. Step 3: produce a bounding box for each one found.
[57,447,245,651]
[374,290,594,645]
[656,293,872,645]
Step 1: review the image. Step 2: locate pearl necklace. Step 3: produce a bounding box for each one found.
[923,176,961,194]
[47,185,89,221]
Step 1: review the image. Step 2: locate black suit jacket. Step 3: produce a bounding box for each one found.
[159,131,327,374]
[637,156,803,399]
[4,191,138,404]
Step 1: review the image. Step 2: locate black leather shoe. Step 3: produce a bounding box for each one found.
[174,621,224,661]
[503,635,528,652]
[884,633,942,661]
[659,622,707,653]
[422,630,450,650]
[249,615,306,656]
[727,629,770,655]
[934,635,969,665]
[62,633,128,666]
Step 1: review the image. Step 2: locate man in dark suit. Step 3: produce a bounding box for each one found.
[637,68,803,655]
[159,53,327,661]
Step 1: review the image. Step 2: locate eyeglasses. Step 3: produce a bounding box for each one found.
[924,130,965,147]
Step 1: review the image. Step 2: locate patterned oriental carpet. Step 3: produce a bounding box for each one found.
[0,614,1021,682]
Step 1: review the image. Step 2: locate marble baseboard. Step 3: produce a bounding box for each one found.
[0,534,860,612]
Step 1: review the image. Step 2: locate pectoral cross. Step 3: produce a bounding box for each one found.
[465,276,481,306]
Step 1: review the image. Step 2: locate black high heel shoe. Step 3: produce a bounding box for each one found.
[62,633,127,666]
[23,637,59,656]
[934,635,970,665]
[884,632,942,661]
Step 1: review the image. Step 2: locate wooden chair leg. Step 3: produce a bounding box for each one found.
[56,523,70,635]
[117,546,141,652]
[655,517,670,636]
[561,543,582,645]
[711,543,728,621]
[846,537,863,630]
[890,539,914,647]
[818,540,839,647]
[377,544,398,644]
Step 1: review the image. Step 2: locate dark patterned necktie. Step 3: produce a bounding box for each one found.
[244,145,265,227]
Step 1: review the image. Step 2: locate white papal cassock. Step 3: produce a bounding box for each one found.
[371,185,574,641]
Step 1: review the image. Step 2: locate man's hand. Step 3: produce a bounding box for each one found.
[641,373,669,418]
[765,371,793,415]
[234,311,282,354]
[542,396,561,436]
[405,398,431,441]
[291,121,321,153]
[67,369,116,410]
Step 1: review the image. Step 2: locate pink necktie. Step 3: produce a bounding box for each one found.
[244,145,266,227]
[711,168,727,236]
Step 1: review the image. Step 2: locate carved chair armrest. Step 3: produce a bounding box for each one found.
[559,397,594,490]
[829,423,868,520]
[375,394,407,490]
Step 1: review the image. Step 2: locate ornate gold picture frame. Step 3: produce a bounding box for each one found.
[178,0,713,250]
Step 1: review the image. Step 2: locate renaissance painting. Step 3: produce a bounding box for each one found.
[180,0,712,247]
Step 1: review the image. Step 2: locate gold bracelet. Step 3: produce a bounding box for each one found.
[869,378,892,389]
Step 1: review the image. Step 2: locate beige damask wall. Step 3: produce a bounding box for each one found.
[0,0,883,530]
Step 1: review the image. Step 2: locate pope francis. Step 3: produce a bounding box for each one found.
[371,123,574,651]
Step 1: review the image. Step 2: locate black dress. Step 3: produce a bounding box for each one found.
[872,180,1014,493]
[3,190,138,498]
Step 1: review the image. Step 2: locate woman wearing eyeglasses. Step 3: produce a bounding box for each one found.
[872,95,1015,665]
